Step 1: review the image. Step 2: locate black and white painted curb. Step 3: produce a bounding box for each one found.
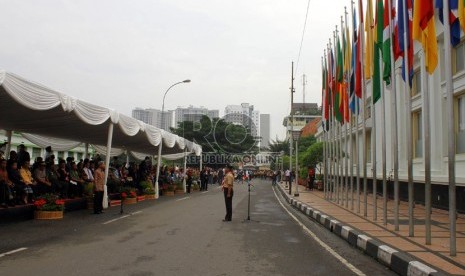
[276,185,446,276]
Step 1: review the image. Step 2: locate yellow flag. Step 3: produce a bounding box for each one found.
[412,0,438,74]
[460,0,465,33]
[365,0,374,79]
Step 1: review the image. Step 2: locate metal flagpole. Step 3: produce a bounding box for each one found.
[322,55,327,199]
[334,29,340,205]
[340,16,346,207]
[442,0,456,255]
[355,0,362,214]
[328,41,335,202]
[388,0,400,231]
[350,0,356,211]
[402,0,414,238]
[387,0,399,228]
[420,49,432,245]
[361,0,368,217]
[381,58,388,225]
[372,66,378,221]
[344,7,350,209]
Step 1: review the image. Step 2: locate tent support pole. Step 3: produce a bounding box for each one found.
[84,143,89,159]
[5,130,12,159]
[155,142,163,199]
[103,123,114,209]
[183,148,187,193]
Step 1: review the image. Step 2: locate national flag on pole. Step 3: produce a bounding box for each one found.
[383,0,393,85]
[413,0,438,74]
[436,0,461,47]
[356,0,364,98]
[373,0,383,104]
[343,24,351,122]
[460,0,465,32]
[350,6,360,113]
[335,35,344,123]
[398,0,414,87]
[365,0,375,80]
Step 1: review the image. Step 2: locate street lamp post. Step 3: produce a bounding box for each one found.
[154,79,191,199]
[292,130,301,197]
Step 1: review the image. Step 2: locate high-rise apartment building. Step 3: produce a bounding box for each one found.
[174,106,219,126]
[132,107,172,131]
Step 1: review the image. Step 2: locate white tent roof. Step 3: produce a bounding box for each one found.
[0,71,202,156]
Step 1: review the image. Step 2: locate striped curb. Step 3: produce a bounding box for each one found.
[276,185,446,276]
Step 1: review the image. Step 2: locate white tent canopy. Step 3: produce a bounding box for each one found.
[0,71,202,156]
[0,70,201,205]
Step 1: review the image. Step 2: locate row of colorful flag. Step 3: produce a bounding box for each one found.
[321,0,465,127]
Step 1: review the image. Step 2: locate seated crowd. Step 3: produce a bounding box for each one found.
[0,146,158,208]
[0,145,209,209]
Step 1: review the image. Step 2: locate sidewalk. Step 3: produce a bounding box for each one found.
[277,182,464,275]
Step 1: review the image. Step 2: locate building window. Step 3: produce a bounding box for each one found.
[457,94,465,153]
[32,148,42,160]
[453,42,465,74]
[67,151,74,159]
[366,101,372,119]
[411,70,421,97]
[58,151,65,160]
[413,111,423,158]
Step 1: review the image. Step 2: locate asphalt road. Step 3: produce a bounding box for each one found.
[0,179,395,276]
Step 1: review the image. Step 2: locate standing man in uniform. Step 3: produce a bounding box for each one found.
[222,165,234,222]
[93,161,105,214]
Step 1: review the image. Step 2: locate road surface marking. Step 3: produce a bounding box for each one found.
[0,247,28,258]
[102,211,143,225]
[273,189,366,276]
[201,191,209,194]
[176,197,190,202]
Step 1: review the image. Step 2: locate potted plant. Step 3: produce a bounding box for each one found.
[83,182,94,210]
[174,179,184,194]
[122,188,137,204]
[164,184,175,196]
[34,194,65,220]
[192,182,200,191]
[315,174,323,191]
[140,181,156,199]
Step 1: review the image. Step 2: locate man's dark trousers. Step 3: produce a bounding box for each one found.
[224,189,233,221]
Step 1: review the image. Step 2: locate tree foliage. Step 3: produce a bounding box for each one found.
[171,115,258,154]
[299,141,323,170]
[268,138,290,153]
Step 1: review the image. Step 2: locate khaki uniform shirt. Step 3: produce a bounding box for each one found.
[223,172,234,189]
[94,168,105,192]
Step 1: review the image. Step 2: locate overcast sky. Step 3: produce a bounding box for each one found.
[0,0,353,140]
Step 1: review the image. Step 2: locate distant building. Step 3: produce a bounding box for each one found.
[292,102,320,115]
[300,118,321,137]
[132,107,172,131]
[283,102,321,140]
[260,114,271,149]
[224,103,260,137]
[174,106,219,126]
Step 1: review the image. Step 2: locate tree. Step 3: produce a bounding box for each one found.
[299,142,323,171]
[171,115,258,154]
[269,138,290,154]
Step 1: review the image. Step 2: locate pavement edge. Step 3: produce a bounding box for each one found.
[275,184,447,276]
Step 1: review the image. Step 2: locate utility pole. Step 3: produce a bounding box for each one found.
[302,74,307,109]
[289,61,295,195]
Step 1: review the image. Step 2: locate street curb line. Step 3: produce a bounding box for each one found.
[276,185,447,276]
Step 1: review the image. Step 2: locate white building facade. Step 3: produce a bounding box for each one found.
[316,27,465,211]
[174,106,219,126]
[224,103,260,138]
[132,107,172,131]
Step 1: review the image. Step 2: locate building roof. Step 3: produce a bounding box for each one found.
[300,118,321,137]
